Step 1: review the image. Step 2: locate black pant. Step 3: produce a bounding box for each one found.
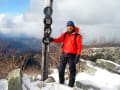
[58,54,76,87]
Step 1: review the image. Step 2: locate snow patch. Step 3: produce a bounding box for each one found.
[76,67,120,90]
[0,79,8,90]
[22,74,41,90]
[49,69,59,83]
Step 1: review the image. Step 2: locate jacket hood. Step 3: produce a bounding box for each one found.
[74,26,79,33]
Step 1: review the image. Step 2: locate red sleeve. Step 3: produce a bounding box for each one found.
[52,33,65,43]
[76,35,83,55]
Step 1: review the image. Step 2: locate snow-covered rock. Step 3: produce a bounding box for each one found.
[44,77,55,83]
[75,81,100,90]
[96,59,120,74]
[76,59,120,90]
[22,74,76,90]
[36,81,46,88]
[49,69,59,83]
[31,74,41,81]
[40,82,76,90]
[76,68,120,90]
[80,59,97,75]
[22,74,42,90]
[8,68,22,90]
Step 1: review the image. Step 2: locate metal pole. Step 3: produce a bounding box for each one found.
[41,0,53,81]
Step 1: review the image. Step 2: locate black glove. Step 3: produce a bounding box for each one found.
[75,54,80,64]
[42,37,53,44]
[49,37,53,42]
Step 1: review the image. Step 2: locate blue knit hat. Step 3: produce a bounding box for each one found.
[66,21,75,27]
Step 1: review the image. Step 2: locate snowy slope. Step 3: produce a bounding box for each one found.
[0,67,120,90]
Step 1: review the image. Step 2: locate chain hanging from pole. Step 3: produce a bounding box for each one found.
[41,0,53,81]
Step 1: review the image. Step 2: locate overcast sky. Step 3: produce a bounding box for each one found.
[0,0,120,44]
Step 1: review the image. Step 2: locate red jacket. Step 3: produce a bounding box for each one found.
[52,27,82,55]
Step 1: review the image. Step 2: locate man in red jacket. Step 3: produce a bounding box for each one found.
[50,21,82,87]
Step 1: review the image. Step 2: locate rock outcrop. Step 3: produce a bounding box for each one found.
[80,59,97,75]
[8,68,22,90]
[81,47,120,64]
[96,59,120,74]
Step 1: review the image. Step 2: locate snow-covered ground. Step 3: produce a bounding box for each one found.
[0,79,8,90]
[48,68,120,90]
[0,67,120,90]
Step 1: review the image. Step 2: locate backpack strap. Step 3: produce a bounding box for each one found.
[63,32,67,42]
[75,33,82,49]
[62,32,67,48]
[75,33,78,49]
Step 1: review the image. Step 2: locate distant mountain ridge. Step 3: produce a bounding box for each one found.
[0,33,42,55]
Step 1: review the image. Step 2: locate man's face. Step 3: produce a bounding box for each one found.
[67,26,74,33]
